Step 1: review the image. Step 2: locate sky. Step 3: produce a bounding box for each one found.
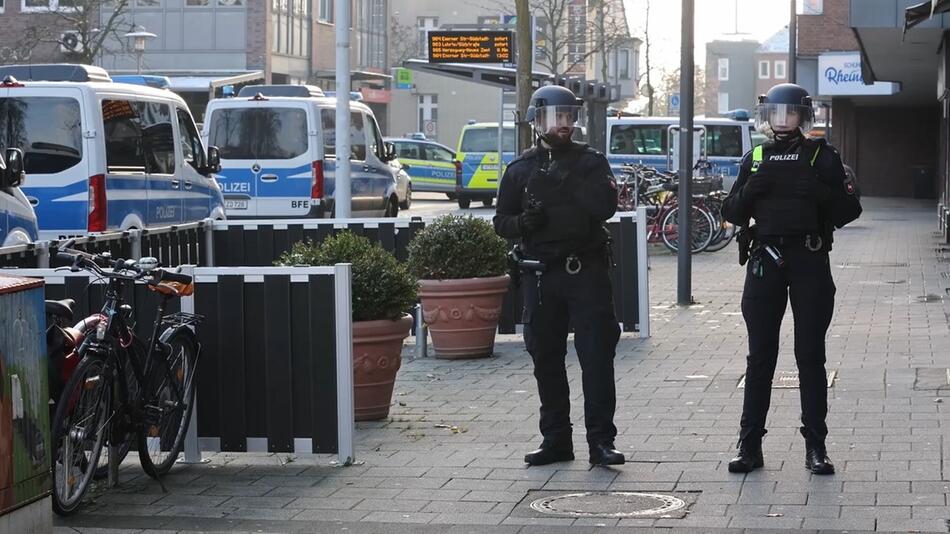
[622,0,796,73]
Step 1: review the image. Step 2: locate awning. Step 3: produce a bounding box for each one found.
[904,0,950,34]
[166,71,265,92]
[312,69,393,81]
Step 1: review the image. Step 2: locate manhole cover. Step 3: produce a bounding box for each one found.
[738,370,836,389]
[529,492,687,518]
[914,368,950,390]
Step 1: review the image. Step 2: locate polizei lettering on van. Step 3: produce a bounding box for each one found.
[768,154,799,161]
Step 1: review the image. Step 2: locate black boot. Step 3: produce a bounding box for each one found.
[589,442,625,466]
[801,429,835,475]
[524,439,574,466]
[728,434,764,473]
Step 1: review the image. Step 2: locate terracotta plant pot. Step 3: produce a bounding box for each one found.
[418,275,510,359]
[352,314,413,421]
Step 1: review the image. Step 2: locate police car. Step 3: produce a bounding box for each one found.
[453,122,516,209]
[0,64,226,240]
[384,137,459,201]
[203,85,400,218]
[606,114,754,191]
[0,148,38,247]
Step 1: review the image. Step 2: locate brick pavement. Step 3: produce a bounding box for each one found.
[55,198,950,533]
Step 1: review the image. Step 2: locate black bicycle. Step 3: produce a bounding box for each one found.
[50,248,201,515]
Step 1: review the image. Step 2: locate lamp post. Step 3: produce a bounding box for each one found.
[124,26,156,74]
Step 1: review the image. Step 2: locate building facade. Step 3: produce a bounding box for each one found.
[754,27,789,99]
[704,40,759,117]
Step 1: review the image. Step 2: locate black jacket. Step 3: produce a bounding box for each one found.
[722,135,862,233]
[493,141,618,261]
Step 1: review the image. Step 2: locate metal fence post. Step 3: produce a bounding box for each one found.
[178,265,207,464]
[129,229,142,260]
[36,241,50,269]
[414,303,428,359]
[204,218,216,267]
[636,206,651,338]
[334,263,355,466]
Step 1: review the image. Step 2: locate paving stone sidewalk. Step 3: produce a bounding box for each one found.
[55,198,950,533]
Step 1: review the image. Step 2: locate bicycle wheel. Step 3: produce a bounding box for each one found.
[51,355,111,515]
[93,338,144,480]
[661,205,714,253]
[137,331,198,477]
[705,221,738,252]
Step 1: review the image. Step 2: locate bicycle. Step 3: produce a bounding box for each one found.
[50,248,201,515]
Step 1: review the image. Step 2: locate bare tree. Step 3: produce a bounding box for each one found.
[390,14,420,67]
[631,0,655,116]
[13,0,133,66]
[653,65,705,117]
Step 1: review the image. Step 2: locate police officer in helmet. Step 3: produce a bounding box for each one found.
[722,83,862,474]
[493,84,624,467]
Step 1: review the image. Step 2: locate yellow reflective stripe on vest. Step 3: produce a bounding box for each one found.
[810,144,821,165]
[750,145,763,173]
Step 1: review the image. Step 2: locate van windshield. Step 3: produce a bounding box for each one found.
[0,97,83,174]
[459,127,515,153]
[208,107,308,160]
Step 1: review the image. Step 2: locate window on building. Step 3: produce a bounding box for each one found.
[758,60,770,79]
[137,0,161,6]
[774,60,786,79]
[185,0,210,5]
[0,0,5,12]
[22,0,80,10]
[717,92,730,114]
[418,17,438,58]
[619,49,630,79]
[318,0,333,22]
[718,58,729,81]
[417,94,438,134]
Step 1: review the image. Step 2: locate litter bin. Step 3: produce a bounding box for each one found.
[0,275,51,534]
[911,165,935,199]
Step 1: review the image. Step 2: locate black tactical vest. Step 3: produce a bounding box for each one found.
[751,142,822,236]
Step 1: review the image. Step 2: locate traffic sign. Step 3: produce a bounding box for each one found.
[422,120,438,138]
[395,68,413,89]
[669,94,680,116]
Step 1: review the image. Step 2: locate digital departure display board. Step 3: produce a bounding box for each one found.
[427,31,513,64]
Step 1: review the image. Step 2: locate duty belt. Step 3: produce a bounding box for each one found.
[758,234,823,252]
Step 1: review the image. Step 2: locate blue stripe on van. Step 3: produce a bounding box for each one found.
[23,179,88,234]
[216,163,312,198]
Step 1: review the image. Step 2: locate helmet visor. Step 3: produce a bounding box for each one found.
[534,105,581,138]
[754,103,814,136]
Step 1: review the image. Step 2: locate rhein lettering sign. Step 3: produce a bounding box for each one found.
[427,31,513,64]
[817,52,900,96]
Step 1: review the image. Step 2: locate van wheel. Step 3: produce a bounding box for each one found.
[481,198,493,208]
[399,185,412,210]
[385,197,399,218]
[458,197,471,209]
[446,193,458,201]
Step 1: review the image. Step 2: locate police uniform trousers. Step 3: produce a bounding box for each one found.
[739,239,836,443]
[522,257,622,446]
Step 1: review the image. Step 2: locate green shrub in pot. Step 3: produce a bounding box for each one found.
[407,214,507,280]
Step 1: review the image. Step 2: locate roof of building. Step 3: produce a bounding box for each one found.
[758,26,789,53]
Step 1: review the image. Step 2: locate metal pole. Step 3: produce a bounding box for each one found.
[497,89,505,184]
[677,0,694,306]
[789,0,797,83]
[335,0,352,218]
[334,263,355,466]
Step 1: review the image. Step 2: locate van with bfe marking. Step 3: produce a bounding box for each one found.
[0,147,38,247]
[202,85,401,219]
[0,64,226,240]
[606,116,754,191]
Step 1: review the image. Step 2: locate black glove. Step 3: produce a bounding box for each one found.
[518,204,547,233]
[792,177,831,202]
[741,176,772,202]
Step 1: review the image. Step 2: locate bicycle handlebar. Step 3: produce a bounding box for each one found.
[56,248,192,286]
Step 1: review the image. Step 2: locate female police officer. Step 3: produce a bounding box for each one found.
[722,83,861,474]
[493,85,624,467]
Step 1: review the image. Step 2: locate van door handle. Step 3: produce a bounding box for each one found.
[363,165,371,172]
[260,174,278,182]
[171,180,180,189]
[184,180,193,190]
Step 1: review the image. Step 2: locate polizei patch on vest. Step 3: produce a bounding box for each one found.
[768,154,800,161]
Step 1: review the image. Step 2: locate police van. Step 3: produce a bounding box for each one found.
[606,115,754,191]
[202,85,400,219]
[453,122,516,209]
[0,148,39,247]
[0,64,226,239]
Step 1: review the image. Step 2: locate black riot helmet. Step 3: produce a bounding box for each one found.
[754,83,815,138]
[526,85,584,146]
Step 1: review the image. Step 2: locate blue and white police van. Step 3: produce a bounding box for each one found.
[0,64,226,240]
[606,115,755,191]
[0,148,39,247]
[202,85,401,218]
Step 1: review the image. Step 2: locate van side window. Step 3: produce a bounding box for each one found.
[177,108,207,171]
[427,145,454,163]
[142,103,176,175]
[609,125,667,155]
[102,99,147,173]
[397,142,421,160]
[705,125,743,157]
[0,96,83,175]
[321,109,336,157]
[366,114,385,160]
[350,112,367,161]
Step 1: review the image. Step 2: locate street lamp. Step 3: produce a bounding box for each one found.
[124,26,156,74]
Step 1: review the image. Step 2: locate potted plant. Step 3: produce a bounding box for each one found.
[277,232,417,420]
[407,215,509,359]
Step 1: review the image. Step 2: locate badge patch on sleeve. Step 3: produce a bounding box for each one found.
[844,176,856,195]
